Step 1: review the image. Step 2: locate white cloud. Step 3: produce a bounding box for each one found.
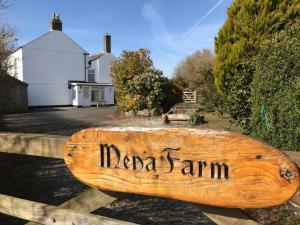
[178,0,224,42]
[179,24,220,52]
[141,2,223,77]
[141,3,176,48]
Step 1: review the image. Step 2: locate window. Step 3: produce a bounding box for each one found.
[71,89,76,100]
[88,69,96,82]
[91,90,100,102]
[83,87,89,98]
[100,88,105,101]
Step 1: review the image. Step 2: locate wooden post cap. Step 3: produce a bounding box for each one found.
[64,127,299,208]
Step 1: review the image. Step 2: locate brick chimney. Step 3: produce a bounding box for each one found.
[50,13,62,31]
[103,33,111,54]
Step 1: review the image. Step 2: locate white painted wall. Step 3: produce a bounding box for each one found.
[89,53,115,84]
[82,86,91,107]
[71,85,82,107]
[104,86,114,104]
[7,49,23,81]
[20,31,88,106]
[7,30,115,107]
[98,54,116,83]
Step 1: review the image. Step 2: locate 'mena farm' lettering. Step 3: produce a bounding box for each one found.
[64,127,299,208]
[99,144,229,179]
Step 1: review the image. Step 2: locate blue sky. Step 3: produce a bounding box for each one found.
[2,0,233,77]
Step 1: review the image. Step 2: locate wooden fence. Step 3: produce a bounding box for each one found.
[0,132,299,225]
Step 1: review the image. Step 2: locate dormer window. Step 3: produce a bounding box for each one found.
[88,69,95,82]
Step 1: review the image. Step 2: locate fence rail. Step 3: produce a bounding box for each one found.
[0,131,299,225]
[183,91,197,103]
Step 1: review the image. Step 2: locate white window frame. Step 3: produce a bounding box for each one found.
[91,89,100,102]
[83,86,89,98]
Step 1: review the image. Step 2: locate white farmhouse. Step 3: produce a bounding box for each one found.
[71,33,116,107]
[8,13,115,107]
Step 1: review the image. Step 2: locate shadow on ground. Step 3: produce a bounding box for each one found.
[0,107,116,136]
[0,107,215,225]
[0,153,215,225]
[0,153,87,225]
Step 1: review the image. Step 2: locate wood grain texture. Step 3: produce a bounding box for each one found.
[0,132,66,158]
[64,127,299,208]
[164,114,189,121]
[25,189,123,225]
[24,189,260,225]
[200,207,259,225]
[0,194,137,225]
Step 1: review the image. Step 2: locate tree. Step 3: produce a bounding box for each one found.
[0,0,16,76]
[250,21,300,150]
[173,49,214,90]
[214,0,299,128]
[172,49,221,109]
[111,48,165,111]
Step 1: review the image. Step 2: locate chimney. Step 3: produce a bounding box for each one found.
[50,13,62,31]
[103,33,111,54]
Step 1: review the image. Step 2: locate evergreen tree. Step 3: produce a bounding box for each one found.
[214,0,299,128]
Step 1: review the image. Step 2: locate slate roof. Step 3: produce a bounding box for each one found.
[88,53,105,61]
[11,31,88,54]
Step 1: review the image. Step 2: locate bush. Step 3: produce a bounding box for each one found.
[214,0,299,128]
[188,109,203,126]
[173,49,214,89]
[196,63,223,112]
[250,22,300,151]
[172,49,222,110]
[111,49,165,112]
[160,78,182,113]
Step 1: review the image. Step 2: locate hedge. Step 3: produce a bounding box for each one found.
[250,22,300,151]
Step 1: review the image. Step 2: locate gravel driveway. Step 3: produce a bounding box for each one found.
[0,107,215,225]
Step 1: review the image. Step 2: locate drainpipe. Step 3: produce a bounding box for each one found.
[84,53,90,82]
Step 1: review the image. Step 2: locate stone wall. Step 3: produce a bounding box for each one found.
[0,75,28,114]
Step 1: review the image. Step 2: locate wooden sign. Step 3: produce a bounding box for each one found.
[64,127,299,208]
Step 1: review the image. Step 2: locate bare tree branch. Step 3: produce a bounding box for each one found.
[0,0,17,75]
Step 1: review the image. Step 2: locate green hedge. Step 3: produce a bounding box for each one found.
[214,0,299,129]
[250,22,300,151]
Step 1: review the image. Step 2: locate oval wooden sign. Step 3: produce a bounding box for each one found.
[64,127,299,208]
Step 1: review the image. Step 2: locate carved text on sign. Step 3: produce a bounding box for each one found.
[100,144,229,179]
[64,127,300,208]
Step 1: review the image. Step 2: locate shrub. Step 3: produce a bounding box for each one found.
[250,22,300,150]
[173,49,214,89]
[160,78,182,113]
[214,0,299,128]
[111,48,165,112]
[172,49,222,110]
[188,109,203,126]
